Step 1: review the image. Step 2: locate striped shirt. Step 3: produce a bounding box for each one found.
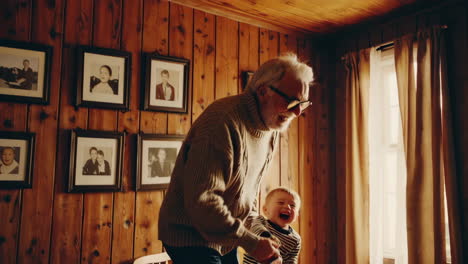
[244,215,301,264]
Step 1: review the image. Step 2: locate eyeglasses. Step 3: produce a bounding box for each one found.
[268,85,312,112]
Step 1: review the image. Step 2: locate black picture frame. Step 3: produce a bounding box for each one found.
[68,129,125,192]
[0,39,52,105]
[142,53,190,113]
[242,71,254,90]
[136,133,184,191]
[0,131,35,189]
[76,46,131,110]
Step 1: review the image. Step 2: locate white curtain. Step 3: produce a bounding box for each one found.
[369,48,408,264]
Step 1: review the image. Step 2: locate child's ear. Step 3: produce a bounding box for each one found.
[262,205,267,214]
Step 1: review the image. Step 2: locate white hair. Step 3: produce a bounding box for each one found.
[246,53,314,93]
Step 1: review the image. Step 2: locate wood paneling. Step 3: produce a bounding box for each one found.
[0,1,333,263]
[80,0,121,262]
[169,0,436,35]
[134,0,169,259]
[0,1,31,262]
[49,0,91,262]
[298,38,317,264]
[111,0,142,262]
[17,0,64,263]
[167,4,193,135]
[259,29,281,207]
[215,16,239,99]
[193,10,215,122]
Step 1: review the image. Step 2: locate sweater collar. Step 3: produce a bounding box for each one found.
[241,91,271,137]
[267,219,292,235]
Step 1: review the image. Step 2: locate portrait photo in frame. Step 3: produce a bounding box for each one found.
[76,46,131,110]
[136,133,184,191]
[68,129,125,192]
[0,131,35,189]
[142,53,190,113]
[0,39,52,104]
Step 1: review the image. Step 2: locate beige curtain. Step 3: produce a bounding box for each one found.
[344,49,370,264]
[394,28,463,263]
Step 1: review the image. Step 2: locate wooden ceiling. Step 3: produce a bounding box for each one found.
[169,0,442,35]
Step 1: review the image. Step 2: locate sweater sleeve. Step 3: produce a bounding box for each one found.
[182,121,260,253]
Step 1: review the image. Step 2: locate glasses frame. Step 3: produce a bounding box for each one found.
[268,85,312,111]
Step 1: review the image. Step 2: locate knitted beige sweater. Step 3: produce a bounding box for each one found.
[158,91,279,255]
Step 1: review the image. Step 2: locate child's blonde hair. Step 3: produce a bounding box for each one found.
[265,187,301,209]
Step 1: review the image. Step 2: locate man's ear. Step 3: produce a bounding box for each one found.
[257,85,267,97]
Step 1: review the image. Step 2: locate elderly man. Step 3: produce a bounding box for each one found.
[159,53,313,264]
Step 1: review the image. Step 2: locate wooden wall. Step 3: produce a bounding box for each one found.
[330,1,468,262]
[0,0,336,263]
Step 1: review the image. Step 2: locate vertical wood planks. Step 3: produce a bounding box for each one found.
[0,0,29,130]
[297,38,317,264]
[259,29,280,206]
[111,0,143,262]
[314,42,334,264]
[192,10,215,122]
[49,0,92,262]
[0,1,31,262]
[134,0,170,259]
[215,17,239,99]
[238,23,259,93]
[80,0,122,263]
[17,0,64,263]
[167,4,193,135]
[140,0,169,134]
[279,33,300,232]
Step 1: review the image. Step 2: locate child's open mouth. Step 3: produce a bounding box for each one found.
[279,213,290,220]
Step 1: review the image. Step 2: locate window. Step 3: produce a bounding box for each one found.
[369,47,408,264]
[369,47,452,263]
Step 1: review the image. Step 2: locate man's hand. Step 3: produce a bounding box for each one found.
[249,237,281,263]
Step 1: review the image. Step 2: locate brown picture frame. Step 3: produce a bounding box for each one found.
[76,46,131,111]
[68,129,125,192]
[0,39,52,105]
[136,133,184,191]
[0,131,35,189]
[142,53,190,113]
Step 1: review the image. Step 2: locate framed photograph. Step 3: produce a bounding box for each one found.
[0,39,52,104]
[76,46,131,110]
[0,131,35,189]
[142,53,190,113]
[68,129,125,192]
[241,71,254,90]
[136,133,184,191]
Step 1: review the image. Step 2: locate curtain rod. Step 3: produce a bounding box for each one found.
[340,24,448,59]
[375,24,448,51]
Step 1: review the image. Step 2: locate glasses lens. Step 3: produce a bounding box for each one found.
[287,100,301,110]
[288,101,312,112]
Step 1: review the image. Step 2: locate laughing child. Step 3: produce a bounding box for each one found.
[244,187,301,264]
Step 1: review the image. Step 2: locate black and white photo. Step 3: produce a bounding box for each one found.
[76,46,131,110]
[136,134,184,190]
[0,131,35,189]
[143,53,189,113]
[0,40,51,104]
[68,129,124,192]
